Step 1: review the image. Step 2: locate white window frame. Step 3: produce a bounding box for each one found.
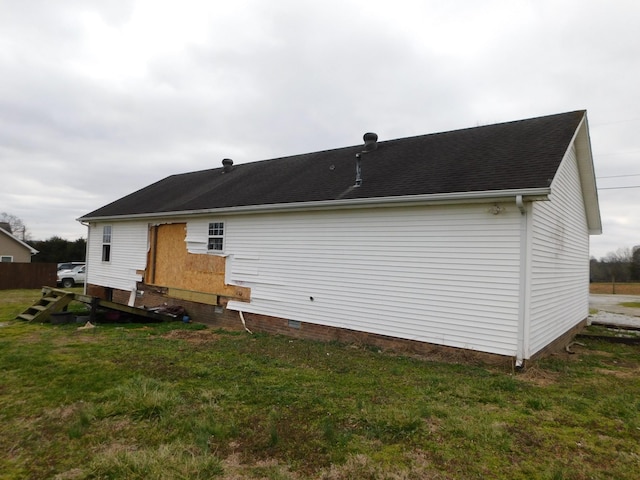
[102,225,112,262]
[207,222,224,252]
[1,255,13,262]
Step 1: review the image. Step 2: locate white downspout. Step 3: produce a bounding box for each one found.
[239,311,253,334]
[515,195,530,367]
[80,221,91,296]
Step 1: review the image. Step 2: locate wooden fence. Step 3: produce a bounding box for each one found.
[0,263,57,290]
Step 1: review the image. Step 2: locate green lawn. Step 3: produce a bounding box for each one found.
[1,289,639,479]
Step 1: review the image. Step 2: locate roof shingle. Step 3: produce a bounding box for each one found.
[80,110,585,219]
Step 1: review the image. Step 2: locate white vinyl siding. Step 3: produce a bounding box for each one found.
[87,221,149,291]
[226,203,523,356]
[528,146,590,356]
[186,219,226,255]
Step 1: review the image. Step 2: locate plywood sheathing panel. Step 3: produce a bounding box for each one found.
[151,223,250,300]
[167,288,218,305]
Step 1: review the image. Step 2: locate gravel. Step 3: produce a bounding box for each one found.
[589,294,640,329]
[589,311,640,328]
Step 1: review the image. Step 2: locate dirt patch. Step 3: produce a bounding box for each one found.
[594,367,640,379]
[52,468,84,480]
[221,452,300,480]
[161,329,221,345]
[517,364,560,386]
[521,342,611,383]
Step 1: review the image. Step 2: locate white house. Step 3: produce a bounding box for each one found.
[78,110,601,365]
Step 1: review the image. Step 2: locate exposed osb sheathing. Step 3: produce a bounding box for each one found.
[147,223,249,300]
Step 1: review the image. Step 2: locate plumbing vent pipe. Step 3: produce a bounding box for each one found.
[354,132,378,187]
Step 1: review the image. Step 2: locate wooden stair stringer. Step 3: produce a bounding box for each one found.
[16,288,76,323]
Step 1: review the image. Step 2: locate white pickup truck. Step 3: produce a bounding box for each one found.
[57,264,86,288]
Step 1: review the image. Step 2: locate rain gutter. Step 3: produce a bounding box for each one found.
[77,187,551,223]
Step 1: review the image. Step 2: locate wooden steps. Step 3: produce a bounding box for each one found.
[16,287,183,324]
[16,288,75,323]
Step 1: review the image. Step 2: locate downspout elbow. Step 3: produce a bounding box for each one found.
[516,195,525,215]
[239,311,253,334]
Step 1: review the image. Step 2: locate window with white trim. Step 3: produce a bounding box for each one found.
[102,225,112,262]
[207,222,224,252]
[1,256,12,262]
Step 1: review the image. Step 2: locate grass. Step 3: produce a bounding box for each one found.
[1,289,640,479]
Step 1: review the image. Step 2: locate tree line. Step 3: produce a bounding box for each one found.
[590,246,640,283]
[31,237,86,264]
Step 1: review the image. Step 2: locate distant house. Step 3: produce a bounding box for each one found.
[78,110,601,365]
[0,223,38,262]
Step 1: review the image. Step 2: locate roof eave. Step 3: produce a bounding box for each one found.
[77,188,551,223]
[567,113,603,235]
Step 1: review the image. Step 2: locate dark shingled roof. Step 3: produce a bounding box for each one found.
[81,110,586,219]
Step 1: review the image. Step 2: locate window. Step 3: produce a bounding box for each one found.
[102,225,112,262]
[207,222,224,251]
[1,256,12,262]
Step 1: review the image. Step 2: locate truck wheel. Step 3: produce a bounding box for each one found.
[62,278,75,288]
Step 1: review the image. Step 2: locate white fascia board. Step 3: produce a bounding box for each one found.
[77,188,551,223]
[576,117,603,235]
[558,113,602,235]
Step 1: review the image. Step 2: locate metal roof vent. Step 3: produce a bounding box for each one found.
[363,132,378,152]
[222,158,234,173]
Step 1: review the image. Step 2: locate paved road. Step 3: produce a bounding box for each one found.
[589,294,640,328]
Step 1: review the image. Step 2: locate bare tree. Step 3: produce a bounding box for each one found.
[603,247,633,292]
[0,212,30,241]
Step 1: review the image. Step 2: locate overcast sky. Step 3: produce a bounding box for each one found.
[1,0,638,259]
